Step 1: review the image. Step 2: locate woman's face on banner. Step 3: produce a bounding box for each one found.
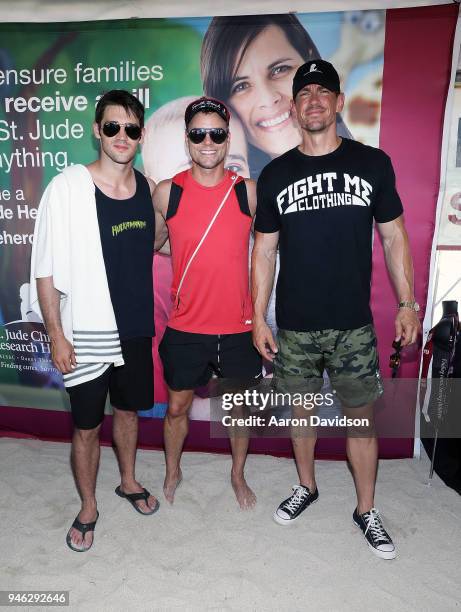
[229,25,304,158]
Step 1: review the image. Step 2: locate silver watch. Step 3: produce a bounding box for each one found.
[398,301,420,312]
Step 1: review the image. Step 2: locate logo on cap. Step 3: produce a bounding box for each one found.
[192,100,221,112]
[185,97,230,126]
[307,63,322,74]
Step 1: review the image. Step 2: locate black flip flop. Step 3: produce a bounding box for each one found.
[115,486,160,515]
[66,511,99,552]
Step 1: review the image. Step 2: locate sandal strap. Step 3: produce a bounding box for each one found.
[123,488,150,503]
[71,511,99,535]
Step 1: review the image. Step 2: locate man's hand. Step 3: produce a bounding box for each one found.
[51,334,77,373]
[37,276,75,373]
[395,308,421,346]
[252,318,278,361]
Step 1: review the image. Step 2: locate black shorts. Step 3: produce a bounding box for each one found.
[159,327,262,391]
[67,337,154,430]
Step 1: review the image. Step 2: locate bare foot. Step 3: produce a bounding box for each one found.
[231,474,256,510]
[119,481,159,514]
[163,469,183,504]
[67,505,98,551]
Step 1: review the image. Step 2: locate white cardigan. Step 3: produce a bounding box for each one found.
[29,164,124,387]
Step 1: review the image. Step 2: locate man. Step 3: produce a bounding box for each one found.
[30,90,166,552]
[252,60,421,559]
[141,97,251,412]
[153,97,261,509]
[142,96,250,183]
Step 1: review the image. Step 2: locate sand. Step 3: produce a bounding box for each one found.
[0,437,460,612]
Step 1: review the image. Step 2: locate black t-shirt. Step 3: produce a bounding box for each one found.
[95,169,155,339]
[255,138,403,331]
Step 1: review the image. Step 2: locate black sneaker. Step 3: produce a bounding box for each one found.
[353,507,396,559]
[273,485,319,525]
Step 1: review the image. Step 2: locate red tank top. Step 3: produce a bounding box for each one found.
[167,169,253,335]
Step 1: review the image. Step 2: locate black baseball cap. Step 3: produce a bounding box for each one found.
[292,60,340,99]
[184,97,230,126]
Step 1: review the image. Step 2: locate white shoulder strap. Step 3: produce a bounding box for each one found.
[175,174,237,307]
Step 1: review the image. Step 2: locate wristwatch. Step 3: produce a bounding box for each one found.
[398,301,420,312]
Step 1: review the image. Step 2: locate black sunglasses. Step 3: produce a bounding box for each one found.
[102,121,142,140]
[389,339,402,378]
[187,127,229,144]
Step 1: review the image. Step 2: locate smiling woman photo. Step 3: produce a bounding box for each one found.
[201,14,350,177]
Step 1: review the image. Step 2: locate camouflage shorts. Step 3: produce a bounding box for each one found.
[274,325,383,408]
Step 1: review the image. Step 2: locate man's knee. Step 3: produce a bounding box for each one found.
[73,424,101,444]
[167,391,194,419]
[289,404,317,438]
[167,402,190,419]
[343,403,375,437]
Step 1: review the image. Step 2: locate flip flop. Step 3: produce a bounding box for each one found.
[115,486,160,515]
[66,511,99,553]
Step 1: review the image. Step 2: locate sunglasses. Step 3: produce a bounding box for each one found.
[102,121,142,140]
[187,128,229,144]
[389,339,402,377]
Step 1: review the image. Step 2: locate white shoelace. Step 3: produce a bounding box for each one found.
[363,508,390,542]
[283,485,309,513]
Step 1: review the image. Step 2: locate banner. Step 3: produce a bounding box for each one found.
[0,5,458,457]
[436,20,461,250]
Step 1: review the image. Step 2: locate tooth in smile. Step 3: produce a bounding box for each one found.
[258,111,290,128]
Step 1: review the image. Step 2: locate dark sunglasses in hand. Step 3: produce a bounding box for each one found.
[389,339,402,378]
[102,121,142,140]
[187,127,229,144]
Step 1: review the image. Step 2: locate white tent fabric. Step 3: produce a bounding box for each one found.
[1,0,454,22]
